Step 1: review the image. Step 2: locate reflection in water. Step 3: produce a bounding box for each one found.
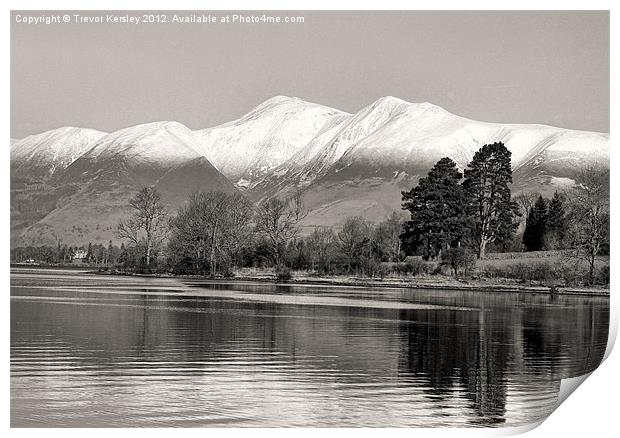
[10,268,608,427]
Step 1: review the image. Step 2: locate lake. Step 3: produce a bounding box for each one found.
[10,268,609,427]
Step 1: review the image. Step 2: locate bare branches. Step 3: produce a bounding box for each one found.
[116,218,140,246]
[565,165,610,284]
[513,191,539,217]
[254,192,306,266]
[116,186,169,268]
[168,191,254,276]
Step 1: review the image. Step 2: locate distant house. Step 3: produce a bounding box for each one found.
[73,249,87,261]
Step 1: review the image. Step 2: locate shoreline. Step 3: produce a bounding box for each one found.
[84,268,610,297]
[10,264,609,297]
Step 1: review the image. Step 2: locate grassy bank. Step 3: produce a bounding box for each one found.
[88,262,609,297]
[227,267,609,296]
[16,250,609,297]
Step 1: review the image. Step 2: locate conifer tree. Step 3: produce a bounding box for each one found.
[546,191,567,247]
[86,242,94,263]
[462,142,519,258]
[523,195,548,251]
[401,157,469,260]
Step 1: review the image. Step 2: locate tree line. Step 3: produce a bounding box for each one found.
[11,241,125,265]
[110,186,407,278]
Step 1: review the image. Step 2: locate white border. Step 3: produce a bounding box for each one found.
[3,1,616,437]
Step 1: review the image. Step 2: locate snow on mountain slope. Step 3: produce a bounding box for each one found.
[59,121,216,186]
[15,121,238,246]
[58,120,239,207]
[68,121,203,168]
[251,97,477,201]
[194,96,346,186]
[248,97,609,229]
[321,98,608,183]
[10,127,106,181]
[250,96,417,199]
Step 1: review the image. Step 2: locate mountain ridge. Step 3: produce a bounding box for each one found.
[10,95,609,245]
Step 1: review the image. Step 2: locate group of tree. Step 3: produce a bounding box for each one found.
[111,185,408,277]
[52,143,603,287]
[167,191,254,276]
[522,192,568,251]
[401,142,519,261]
[516,166,609,284]
[10,240,124,266]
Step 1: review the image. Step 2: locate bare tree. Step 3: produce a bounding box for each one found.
[513,191,539,217]
[566,165,610,285]
[218,193,255,267]
[255,193,307,267]
[337,216,373,273]
[117,187,169,268]
[374,211,406,262]
[168,191,254,276]
[306,227,337,273]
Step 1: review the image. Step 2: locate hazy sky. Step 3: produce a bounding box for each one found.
[11,10,609,138]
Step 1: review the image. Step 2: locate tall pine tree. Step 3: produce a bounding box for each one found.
[401,157,469,260]
[462,142,519,259]
[546,191,567,248]
[523,195,548,251]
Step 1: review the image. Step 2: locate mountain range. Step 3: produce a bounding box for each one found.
[10,96,609,246]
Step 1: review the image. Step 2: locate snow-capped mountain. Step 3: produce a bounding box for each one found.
[10,95,609,245]
[10,127,106,182]
[61,121,214,185]
[14,121,237,245]
[248,97,609,228]
[194,96,346,187]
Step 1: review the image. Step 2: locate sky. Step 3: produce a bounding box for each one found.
[10,10,609,138]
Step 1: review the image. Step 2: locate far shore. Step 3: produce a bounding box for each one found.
[11,263,610,296]
[77,267,610,297]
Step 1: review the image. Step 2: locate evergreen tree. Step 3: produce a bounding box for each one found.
[462,142,519,258]
[522,195,548,251]
[401,157,469,260]
[533,195,548,232]
[522,207,537,251]
[86,242,94,263]
[546,191,567,248]
[118,242,128,266]
[108,240,114,265]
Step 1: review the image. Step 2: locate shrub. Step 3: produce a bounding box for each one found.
[373,262,392,280]
[480,261,561,285]
[362,258,383,278]
[275,265,292,282]
[394,258,426,276]
[405,258,426,276]
[441,248,476,278]
[430,263,444,276]
[529,262,553,282]
[595,265,610,286]
[222,267,235,278]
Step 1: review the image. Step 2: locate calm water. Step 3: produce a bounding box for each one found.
[10,268,609,427]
